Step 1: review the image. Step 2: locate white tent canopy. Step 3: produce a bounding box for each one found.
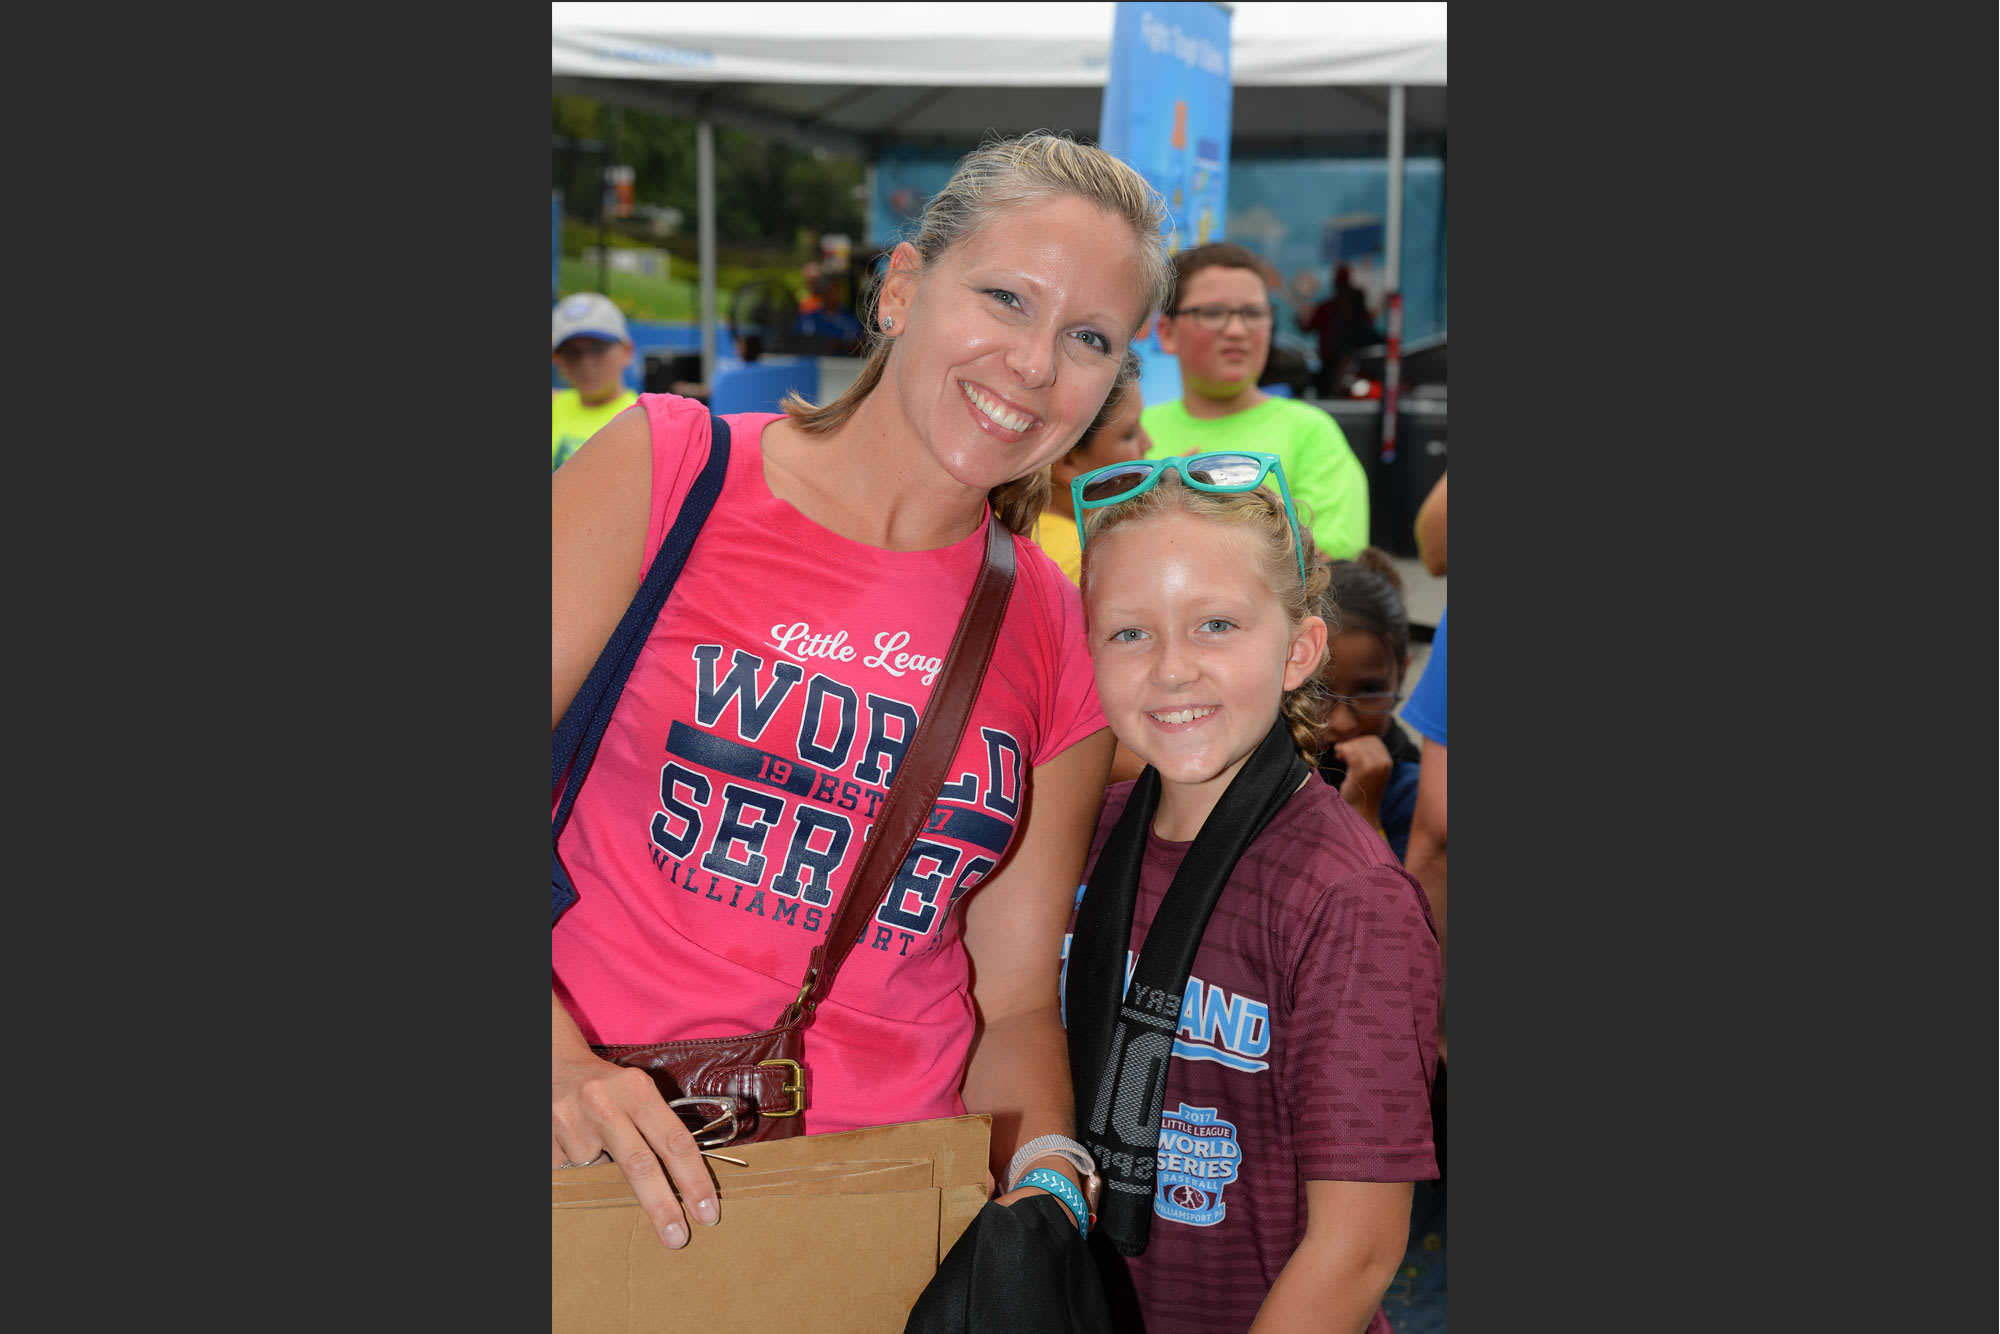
[553,3,1445,154]
[550,3,1446,376]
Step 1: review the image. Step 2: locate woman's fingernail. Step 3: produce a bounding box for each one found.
[663,1222,686,1248]
[695,1197,719,1226]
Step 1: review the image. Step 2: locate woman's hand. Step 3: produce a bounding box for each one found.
[1331,735,1393,831]
[551,993,720,1251]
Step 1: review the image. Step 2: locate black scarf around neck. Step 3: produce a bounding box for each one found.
[1066,718,1309,1256]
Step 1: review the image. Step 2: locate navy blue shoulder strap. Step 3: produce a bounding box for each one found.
[552,413,732,925]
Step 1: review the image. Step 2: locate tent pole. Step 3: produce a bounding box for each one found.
[1380,83,1406,471]
[698,117,717,390]
[1385,84,1404,296]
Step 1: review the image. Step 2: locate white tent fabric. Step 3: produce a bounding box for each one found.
[551,3,1446,88]
[552,4,1445,154]
[550,3,1446,376]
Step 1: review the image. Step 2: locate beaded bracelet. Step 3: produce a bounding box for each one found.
[1016,1167,1091,1240]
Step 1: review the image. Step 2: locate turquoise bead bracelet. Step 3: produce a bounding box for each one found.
[1017,1166,1090,1240]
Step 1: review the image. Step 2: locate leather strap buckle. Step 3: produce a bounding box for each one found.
[758,1058,805,1117]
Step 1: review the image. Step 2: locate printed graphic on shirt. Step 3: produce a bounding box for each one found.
[642,640,1020,957]
[1059,938,1273,1073]
[1154,1104,1241,1227]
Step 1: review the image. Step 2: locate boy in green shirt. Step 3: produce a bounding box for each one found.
[1143,243,1369,559]
[551,292,640,470]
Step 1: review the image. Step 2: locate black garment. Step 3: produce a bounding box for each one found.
[1316,715,1422,790]
[903,1195,1111,1334]
[1067,720,1310,1257]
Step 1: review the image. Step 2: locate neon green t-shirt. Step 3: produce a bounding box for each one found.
[1140,396,1370,560]
[551,388,640,470]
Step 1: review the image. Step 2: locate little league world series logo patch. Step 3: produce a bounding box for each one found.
[1154,1104,1242,1227]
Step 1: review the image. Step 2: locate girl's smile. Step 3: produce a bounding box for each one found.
[1085,512,1324,839]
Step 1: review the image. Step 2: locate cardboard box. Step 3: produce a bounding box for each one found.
[553,1115,991,1333]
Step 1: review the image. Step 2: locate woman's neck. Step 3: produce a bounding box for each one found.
[762,390,993,551]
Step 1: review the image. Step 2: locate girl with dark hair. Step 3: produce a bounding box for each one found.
[1315,548,1424,861]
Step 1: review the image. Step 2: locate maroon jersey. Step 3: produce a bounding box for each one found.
[1062,778,1440,1334]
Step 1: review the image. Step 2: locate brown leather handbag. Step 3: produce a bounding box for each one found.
[573,510,1018,1147]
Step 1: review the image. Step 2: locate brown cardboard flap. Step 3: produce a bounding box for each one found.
[554,1189,942,1333]
[553,1115,992,1330]
[707,1114,991,1185]
[553,1159,939,1207]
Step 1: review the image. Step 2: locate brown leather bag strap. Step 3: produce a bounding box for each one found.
[785,515,1017,1022]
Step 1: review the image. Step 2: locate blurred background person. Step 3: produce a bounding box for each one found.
[1414,471,1447,576]
[1144,242,1370,559]
[1314,549,1422,861]
[1291,262,1382,398]
[1035,351,1151,585]
[551,293,639,471]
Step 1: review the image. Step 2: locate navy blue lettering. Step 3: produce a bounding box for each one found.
[650,762,711,858]
[871,925,893,951]
[980,728,1023,819]
[796,676,859,768]
[771,807,853,906]
[692,646,803,740]
[770,900,799,926]
[875,838,962,935]
[700,783,785,884]
[804,906,823,933]
[945,855,998,913]
[855,694,919,785]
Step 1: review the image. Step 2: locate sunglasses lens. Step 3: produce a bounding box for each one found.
[1079,463,1156,506]
[1187,454,1265,487]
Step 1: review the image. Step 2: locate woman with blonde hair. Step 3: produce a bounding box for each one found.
[552,133,1172,1253]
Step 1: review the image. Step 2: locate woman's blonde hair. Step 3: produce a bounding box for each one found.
[1078,474,1332,766]
[781,132,1172,536]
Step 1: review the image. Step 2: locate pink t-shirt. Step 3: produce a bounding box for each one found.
[554,393,1106,1133]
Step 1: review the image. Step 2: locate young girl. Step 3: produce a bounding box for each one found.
[1034,353,1153,583]
[1062,457,1440,1334]
[1314,550,1424,862]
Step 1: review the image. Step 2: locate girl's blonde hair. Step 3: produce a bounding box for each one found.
[1079,474,1332,766]
[781,132,1172,536]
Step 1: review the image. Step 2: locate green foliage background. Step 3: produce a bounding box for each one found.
[553,95,867,321]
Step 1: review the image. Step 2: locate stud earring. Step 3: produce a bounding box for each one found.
[883,315,895,330]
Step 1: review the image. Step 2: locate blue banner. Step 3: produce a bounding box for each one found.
[1100,2,1233,405]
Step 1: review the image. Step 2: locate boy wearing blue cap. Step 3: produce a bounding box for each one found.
[551,292,639,470]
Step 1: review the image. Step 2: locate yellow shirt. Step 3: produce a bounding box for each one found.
[551,388,640,470]
[1033,511,1083,584]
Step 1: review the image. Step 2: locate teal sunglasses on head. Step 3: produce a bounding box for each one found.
[1071,451,1309,583]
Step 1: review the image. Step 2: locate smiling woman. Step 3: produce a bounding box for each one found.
[552,133,1172,1264]
[775,132,1175,540]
